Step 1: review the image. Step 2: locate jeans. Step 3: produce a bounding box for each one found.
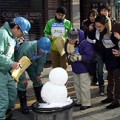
[95,52,104,89]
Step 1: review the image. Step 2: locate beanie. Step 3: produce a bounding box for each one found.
[68,29,79,40]
[112,23,120,34]
[56,6,67,15]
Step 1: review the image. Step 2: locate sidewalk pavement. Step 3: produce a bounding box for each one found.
[13,64,120,120]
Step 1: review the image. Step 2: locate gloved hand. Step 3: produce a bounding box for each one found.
[68,54,77,62]
[68,53,82,62]
[77,53,82,61]
[36,75,42,82]
[22,80,28,86]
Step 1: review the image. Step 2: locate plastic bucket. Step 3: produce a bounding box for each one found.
[32,101,73,120]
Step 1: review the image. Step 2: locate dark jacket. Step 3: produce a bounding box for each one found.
[82,19,96,39]
[65,29,94,74]
[88,27,120,70]
[103,34,120,70]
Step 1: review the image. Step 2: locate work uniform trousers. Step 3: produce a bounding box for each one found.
[0,72,17,119]
[17,70,43,91]
[73,72,91,106]
[51,50,68,69]
[107,68,120,103]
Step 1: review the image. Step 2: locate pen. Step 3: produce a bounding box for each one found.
[19,64,22,68]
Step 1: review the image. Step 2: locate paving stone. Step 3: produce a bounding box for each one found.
[13,65,120,120]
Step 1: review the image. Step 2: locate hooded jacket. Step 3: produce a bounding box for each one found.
[65,29,94,74]
[0,22,16,74]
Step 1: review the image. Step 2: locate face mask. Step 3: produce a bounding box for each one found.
[55,16,64,23]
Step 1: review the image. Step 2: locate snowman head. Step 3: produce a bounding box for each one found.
[49,67,68,85]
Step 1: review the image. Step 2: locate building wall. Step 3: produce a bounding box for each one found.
[110,0,116,19]
[0,0,116,39]
[80,0,111,23]
[0,0,44,39]
[0,0,72,38]
[71,0,80,29]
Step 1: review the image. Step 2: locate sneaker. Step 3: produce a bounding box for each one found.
[100,91,105,96]
[106,102,120,109]
[74,103,82,107]
[101,98,113,104]
[99,86,105,96]
[91,82,98,86]
[80,106,91,110]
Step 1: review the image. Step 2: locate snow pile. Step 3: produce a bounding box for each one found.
[41,67,72,107]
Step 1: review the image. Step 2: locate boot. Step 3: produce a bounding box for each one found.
[33,85,44,103]
[17,90,29,114]
[6,109,18,120]
[6,109,12,120]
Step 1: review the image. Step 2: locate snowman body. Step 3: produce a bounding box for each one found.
[41,67,68,104]
[41,81,68,104]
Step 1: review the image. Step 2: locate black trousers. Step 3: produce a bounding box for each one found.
[107,68,120,103]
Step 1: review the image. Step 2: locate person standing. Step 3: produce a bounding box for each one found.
[98,3,112,32]
[87,14,110,96]
[101,22,120,109]
[65,29,94,110]
[81,8,98,85]
[44,6,73,69]
[16,37,51,114]
[0,17,31,120]
[82,8,98,39]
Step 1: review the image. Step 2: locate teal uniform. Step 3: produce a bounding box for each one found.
[0,22,17,119]
[16,41,47,91]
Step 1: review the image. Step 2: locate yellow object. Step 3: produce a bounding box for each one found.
[54,37,65,56]
[12,56,32,82]
[67,43,75,54]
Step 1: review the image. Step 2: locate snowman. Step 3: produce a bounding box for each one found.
[41,67,71,106]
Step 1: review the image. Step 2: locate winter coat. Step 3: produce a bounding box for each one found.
[103,34,120,70]
[81,19,96,39]
[0,22,16,74]
[44,18,73,51]
[87,27,120,70]
[15,41,47,81]
[65,29,94,74]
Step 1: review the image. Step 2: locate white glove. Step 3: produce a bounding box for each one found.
[68,53,82,62]
[77,54,82,61]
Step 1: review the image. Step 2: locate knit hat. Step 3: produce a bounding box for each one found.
[68,29,79,40]
[111,23,120,34]
[56,6,67,15]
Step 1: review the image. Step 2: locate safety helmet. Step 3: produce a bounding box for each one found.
[37,37,51,53]
[68,29,79,40]
[13,17,31,35]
